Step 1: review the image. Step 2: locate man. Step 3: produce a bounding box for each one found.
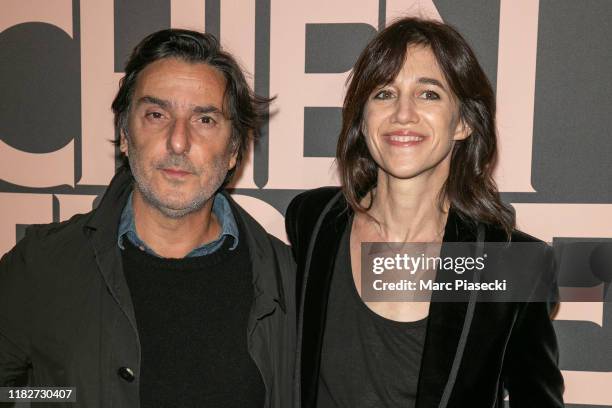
[0,29,295,407]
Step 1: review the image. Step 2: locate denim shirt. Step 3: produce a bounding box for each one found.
[117,191,239,257]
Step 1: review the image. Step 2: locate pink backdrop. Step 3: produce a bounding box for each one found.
[2,1,611,405]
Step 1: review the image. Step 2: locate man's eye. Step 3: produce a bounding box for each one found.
[199,116,216,125]
[420,90,440,100]
[373,90,394,100]
[146,112,164,119]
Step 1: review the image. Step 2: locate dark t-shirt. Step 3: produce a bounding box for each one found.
[317,223,427,408]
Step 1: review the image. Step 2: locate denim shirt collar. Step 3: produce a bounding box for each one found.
[117,190,239,257]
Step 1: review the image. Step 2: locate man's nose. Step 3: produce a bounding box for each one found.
[167,119,191,155]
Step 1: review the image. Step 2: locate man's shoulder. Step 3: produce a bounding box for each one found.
[221,191,290,253]
[222,192,296,309]
[16,211,94,255]
[265,231,291,252]
[16,169,132,255]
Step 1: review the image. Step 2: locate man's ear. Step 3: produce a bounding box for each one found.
[119,129,129,156]
[453,118,472,141]
[228,146,238,170]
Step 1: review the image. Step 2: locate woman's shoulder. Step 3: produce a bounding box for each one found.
[285,187,344,251]
[483,222,545,244]
[286,186,343,224]
[289,186,342,209]
[450,208,545,244]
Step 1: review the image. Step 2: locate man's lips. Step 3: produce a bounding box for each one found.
[383,130,427,146]
[161,168,192,177]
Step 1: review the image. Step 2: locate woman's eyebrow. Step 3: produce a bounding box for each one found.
[417,77,446,90]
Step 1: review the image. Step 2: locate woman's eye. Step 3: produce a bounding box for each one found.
[420,90,440,100]
[373,90,394,100]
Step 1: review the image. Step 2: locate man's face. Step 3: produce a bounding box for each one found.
[120,57,237,218]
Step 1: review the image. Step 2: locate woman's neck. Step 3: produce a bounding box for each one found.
[363,171,449,243]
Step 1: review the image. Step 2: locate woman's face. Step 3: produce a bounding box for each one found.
[362,45,470,182]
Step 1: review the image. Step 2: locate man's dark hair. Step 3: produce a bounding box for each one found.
[337,17,515,237]
[111,29,270,185]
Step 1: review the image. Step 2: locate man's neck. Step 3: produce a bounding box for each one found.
[131,190,221,258]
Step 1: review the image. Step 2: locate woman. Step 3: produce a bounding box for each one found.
[286,18,564,408]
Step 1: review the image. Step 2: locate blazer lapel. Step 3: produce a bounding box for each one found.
[299,192,349,408]
[416,209,479,408]
[299,197,481,408]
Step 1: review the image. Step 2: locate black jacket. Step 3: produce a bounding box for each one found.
[0,169,296,408]
[285,187,564,408]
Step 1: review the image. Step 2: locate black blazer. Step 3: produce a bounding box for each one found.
[285,187,564,408]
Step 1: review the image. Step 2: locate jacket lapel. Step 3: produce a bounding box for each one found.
[84,169,140,337]
[224,192,287,333]
[299,191,348,408]
[415,209,479,408]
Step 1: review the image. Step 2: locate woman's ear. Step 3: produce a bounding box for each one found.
[453,119,472,141]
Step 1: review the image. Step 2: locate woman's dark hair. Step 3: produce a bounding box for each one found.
[337,17,515,236]
[111,29,271,185]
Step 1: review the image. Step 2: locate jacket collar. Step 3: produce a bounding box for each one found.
[299,191,480,408]
[84,167,133,250]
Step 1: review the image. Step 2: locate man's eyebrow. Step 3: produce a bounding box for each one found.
[192,105,223,115]
[417,77,446,90]
[136,96,223,115]
[137,96,170,109]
